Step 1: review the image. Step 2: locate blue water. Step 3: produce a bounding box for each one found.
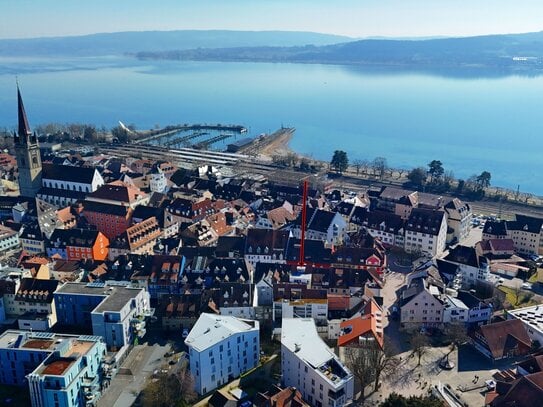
[0,56,542,195]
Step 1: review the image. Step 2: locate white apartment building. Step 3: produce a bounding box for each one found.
[441,295,469,324]
[185,313,260,395]
[441,245,490,287]
[404,209,447,257]
[444,198,472,243]
[281,318,354,407]
[400,279,444,329]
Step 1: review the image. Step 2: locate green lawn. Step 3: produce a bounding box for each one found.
[499,286,538,308]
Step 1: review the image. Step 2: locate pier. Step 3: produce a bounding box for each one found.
[164,131,208,148]
[134,124,247,145]
[194,133,235,150]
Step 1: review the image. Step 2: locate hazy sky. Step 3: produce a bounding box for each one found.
[2,0,543,39]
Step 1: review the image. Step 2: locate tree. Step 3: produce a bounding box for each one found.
[83,125,97,142]
[443,323,469,364]
[331,150,349,174]
[343,339,398,398]
[427,160,444,184]
[409,332,429,366]
[407,167,427,188]
[380,393,444,407]
[111,125,129,143]
[476,171,491,189]
[372,156,388,180]
[141,362,196,407]
[353,159,365,176]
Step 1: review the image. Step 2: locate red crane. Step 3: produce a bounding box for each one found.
[298,180,308,267]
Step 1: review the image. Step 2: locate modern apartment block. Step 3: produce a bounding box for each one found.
[54,282,151,350]
[185,313,260,395]
[0,330,106,406]
[281,318,354,407]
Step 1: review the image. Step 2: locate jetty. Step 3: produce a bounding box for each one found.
[134,124,247,145]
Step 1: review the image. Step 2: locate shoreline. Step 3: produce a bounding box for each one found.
[255,131,543,208]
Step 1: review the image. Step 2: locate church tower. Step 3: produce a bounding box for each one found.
[14,85,42,197]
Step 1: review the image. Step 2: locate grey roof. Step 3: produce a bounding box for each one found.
[185,313,258,352]
[42,163,97,184]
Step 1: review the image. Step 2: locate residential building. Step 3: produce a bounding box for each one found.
[185,313,260,395]
[254,384,310,407]
[400,277,443,329]
[281,318,354,407]
[54,282,151,350]
[290,208,347,245]
[20,223,45,254]
[471,319,532,361]
[484,214,543,256]
[147,164,168,193]
[273,283,328,327]
[440,245,490,287]
[245,229,290,268]
[404,208,448,257]
[14,86,42,198]
[85,181,148,209]
[0,330,106,406]
[0,225,20,254]
[441,295,469,324]
[350,208,405,247]
[336,299,384,349]
[443,198,472,243]
[216,282,256,319]
[456,290,492,327]
[15,278,59,331]
[46,228,109,261]
[108,216,161,260]
[82,201,132,240]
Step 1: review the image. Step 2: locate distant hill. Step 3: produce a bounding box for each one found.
[135,31,543,70]
[0,30,353,57]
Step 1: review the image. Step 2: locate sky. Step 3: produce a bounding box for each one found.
[1,0,543,39]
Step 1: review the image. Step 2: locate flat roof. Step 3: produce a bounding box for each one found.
[94,287,142,313]
[56,282,143,313]
[41,358,74,376]
[56,282,111,296]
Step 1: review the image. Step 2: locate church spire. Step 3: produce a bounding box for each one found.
[17,83,32,140]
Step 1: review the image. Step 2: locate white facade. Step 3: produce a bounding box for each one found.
[444,199,472,243]
[273,299,328,325]
[281,318,354,407]
[404,215,447,257]
[0,228,20,254]
[185,313,260,395]
[401,287,444,327]
[149,168,167,193]
[442,295,469,324]
[42,169,104,194]
[291,211,347,245]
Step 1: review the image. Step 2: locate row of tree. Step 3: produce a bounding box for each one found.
[407,159,491,198]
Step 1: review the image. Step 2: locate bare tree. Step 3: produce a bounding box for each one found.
[141,362,196,407]
[443,323,469,364]
[372,157,388,180]
[353,159,365,176]
[410,332,429,366]
[343,338,398,398]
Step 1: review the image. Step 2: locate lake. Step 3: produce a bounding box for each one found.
[0,56,542,195]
